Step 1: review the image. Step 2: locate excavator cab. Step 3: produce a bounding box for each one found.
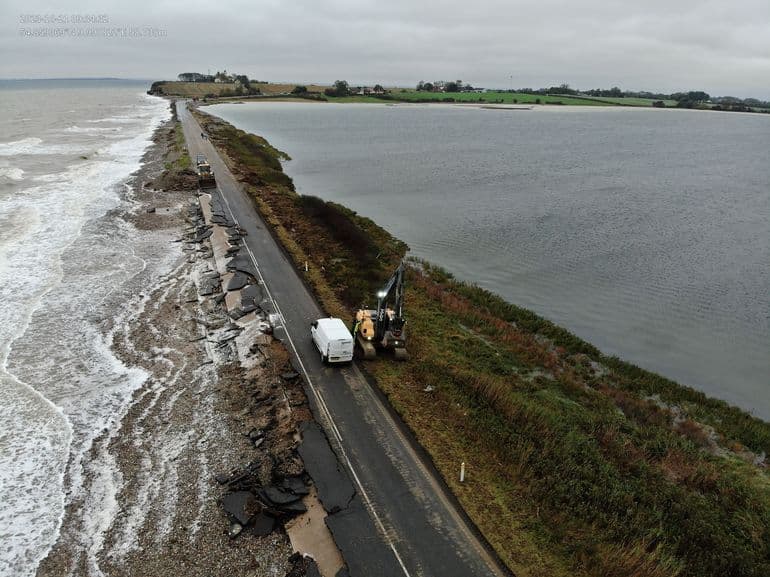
[355,309,376,340]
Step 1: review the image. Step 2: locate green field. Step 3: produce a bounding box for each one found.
[328,90,676,107]
[397,90,611,105]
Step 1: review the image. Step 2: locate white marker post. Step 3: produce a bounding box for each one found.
[304,261,308,272]
[460,462,466,483]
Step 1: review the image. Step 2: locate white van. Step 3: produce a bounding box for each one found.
[311,318,354,364]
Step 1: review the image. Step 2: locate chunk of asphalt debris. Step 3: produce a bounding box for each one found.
[228,307,246,320]
[281,476,310,496]
[241,303,259,315]
[248,511,275,536]
[198,279,219,297]
[254,437,265,449]
[260,486,301,506]
[215,473,230,485]
[280,371,299,382]
[247,428,264,441]
[304,559,322,577]
[297,421,356,514]
[222,491,261,525]
[226,254,258,277]
[226,271,250,291]
[193,228,213,242]
[278,500,307,515]
[146,207,156,214]
[285,553,320,577]
[240,283,262,304]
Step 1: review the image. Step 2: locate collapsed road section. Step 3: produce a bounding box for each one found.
[194,186,386,577]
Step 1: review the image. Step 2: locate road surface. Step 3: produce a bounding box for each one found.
[178,101,507,577]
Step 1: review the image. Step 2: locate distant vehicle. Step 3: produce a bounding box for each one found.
[311,318,354,364]
[195,154,215,188]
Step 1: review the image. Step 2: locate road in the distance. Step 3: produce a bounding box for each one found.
[178,101,507,577]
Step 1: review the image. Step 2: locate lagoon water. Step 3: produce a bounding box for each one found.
[208,101,770,420]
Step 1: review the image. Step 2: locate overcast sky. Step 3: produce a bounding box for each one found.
[2,0,769,98]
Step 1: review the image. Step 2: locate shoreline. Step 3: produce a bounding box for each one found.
[192,103,770,577]
[36,106,345,577]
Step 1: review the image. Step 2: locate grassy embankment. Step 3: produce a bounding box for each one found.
[147,101,198,191]
[192,108,770,577]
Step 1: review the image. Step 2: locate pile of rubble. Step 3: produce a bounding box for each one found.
[184,190,350,576]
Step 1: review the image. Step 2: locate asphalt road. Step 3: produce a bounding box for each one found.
[178,101,507,577]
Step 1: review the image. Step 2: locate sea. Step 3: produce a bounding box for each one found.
[208,101,770,420]
[0,80,170,576]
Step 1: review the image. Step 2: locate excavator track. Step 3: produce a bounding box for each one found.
[357,335,377,360]
[393,348,409,361]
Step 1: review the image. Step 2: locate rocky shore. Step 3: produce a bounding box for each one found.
[36,112,347,577]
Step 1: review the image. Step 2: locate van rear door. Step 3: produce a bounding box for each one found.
[328,338,353,363]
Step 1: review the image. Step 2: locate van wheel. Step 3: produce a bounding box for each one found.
[321,353,327,364]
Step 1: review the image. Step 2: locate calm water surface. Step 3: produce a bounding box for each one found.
[209,102,769,420]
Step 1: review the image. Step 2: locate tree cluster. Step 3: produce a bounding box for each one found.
[416,80,476,92]
[324,80,351,97]
[672,91,711,108]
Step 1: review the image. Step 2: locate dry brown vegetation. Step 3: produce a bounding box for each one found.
[153,82,326,98]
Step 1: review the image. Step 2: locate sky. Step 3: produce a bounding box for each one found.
[2,0,769,98]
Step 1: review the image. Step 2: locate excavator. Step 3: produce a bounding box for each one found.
[352,261,408,361]
[195,154,216,188]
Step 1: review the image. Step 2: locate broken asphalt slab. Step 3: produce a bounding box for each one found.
[241,283,263,309]
[248,511,275,536]
[261,486,302,506]
[222,491,261,526]
[226,271,251,291]
[227,253,258,277]
[193,228,213,242]
[297,422,355,514]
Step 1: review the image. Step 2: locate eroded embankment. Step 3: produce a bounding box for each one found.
[193,105,770,577]
[37,110,347,577]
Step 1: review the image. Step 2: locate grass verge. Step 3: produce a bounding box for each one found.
[191,107,770,577]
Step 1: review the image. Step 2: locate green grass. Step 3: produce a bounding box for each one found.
[192,111,770,577]
[329,91,683,107]
[173,120,190,170]
[329,91,622,106]
[368,261,770,577]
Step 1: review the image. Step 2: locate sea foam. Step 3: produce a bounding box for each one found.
[0,89,170,576]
